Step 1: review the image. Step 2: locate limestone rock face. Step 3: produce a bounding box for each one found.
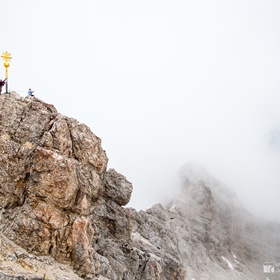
[0,92,108,278]
[104,168,133,206]
[0,93,280,280]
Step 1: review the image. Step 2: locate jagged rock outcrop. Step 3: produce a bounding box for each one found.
[0,92,279,280]
[0,92,110,278]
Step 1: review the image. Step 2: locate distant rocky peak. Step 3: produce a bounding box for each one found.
[178,162,240,207]
[179,161,220,187]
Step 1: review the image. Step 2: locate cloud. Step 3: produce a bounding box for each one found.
[1,0,280,222]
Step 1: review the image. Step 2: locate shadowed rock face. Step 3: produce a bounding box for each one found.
[0,92,279,280]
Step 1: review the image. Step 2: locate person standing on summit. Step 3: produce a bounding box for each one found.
[28,88,34,96]
[0,79,6,94]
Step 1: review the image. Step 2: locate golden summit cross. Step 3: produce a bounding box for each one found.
[1,51,12,93]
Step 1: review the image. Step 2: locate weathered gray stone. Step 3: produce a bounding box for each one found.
[104,168,133,206]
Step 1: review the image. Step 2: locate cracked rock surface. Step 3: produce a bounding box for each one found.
[0,92,108,278]
[0,92,279,280]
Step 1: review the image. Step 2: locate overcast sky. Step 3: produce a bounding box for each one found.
[1,0,280,222]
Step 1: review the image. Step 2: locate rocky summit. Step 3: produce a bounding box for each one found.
[0,92,279,280]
